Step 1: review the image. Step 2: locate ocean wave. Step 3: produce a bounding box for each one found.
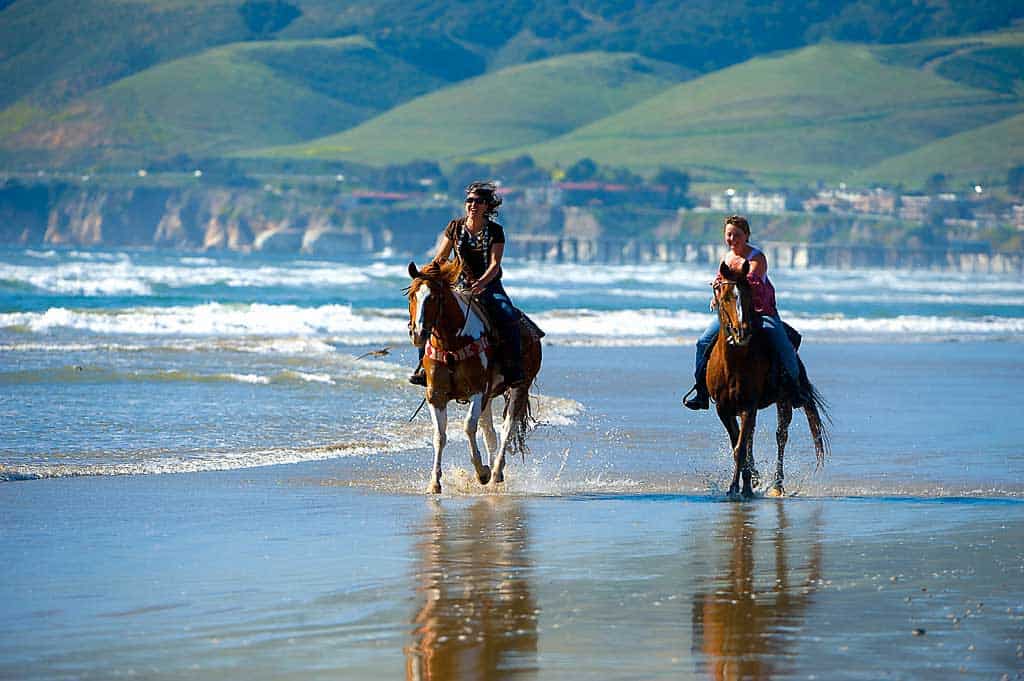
[3,303,1023,344]
[0,364,398,387]
[0,303,407,336]
[0,387,584,481]
[0,337,338,356]
[0,441,395,481]
[0,259,397,297]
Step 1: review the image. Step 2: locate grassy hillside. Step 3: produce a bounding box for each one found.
[852,112,1024,187]
[0,36,444,165]
[244,51,687,165]
[0,0,246,109]
[504,41,1023,185]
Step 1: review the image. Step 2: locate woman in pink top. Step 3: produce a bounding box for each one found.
[684,215,806,410]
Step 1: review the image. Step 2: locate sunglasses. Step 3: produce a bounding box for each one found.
[465,197,485,204]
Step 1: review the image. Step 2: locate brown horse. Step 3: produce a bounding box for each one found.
[407,261,542,494]
[707,261,830,499]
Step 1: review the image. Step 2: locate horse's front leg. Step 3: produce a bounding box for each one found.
[427,404,447,494]
[739,409,757,498]
[716,406,742,497]
[769,402,793,497]
[464,393,491,485]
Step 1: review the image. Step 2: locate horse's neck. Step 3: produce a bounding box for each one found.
[451,292,486,340]
[432,289,484,345]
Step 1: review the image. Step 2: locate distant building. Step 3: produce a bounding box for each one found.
[803,187,896,216]
[524,184,564,207]
[898,195,931,222]
[709,190,786,215]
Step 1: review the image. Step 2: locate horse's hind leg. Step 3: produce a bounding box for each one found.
[739,410,757,498]
[464,394,490,485]
[480,398,498,467]
[427,405,447,494]
[769,402,793,497]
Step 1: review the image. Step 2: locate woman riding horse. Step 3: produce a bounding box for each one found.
[684,215,810,410]
[410,181,524,387]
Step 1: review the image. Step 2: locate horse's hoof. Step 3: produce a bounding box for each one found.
[741,488,756,500]
[478,466,491,485]
[766,484,785,498]
[493,471,504,484]
[427,482,442,494]
[750,468,762,489]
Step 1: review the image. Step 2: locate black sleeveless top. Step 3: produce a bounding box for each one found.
[443,217,506,281]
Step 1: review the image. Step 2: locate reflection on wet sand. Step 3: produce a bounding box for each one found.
[693,503,824,681]
[406,498,538,681]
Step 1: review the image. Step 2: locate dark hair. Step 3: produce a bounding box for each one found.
[724,214,751,237]
[465,181,502,218]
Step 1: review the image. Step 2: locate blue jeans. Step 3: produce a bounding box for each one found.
[480,281,523,380]
[694,314,799,387]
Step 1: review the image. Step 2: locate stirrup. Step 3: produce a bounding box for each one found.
[408,367,427,386]
[682,385,709,410]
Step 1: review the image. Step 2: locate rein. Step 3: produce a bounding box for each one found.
[416,280,491,366]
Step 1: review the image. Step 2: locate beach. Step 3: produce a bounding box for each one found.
[1,249,1023,679]
[3,342,1024,679]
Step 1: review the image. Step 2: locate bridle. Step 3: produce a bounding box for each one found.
[409,278,445,346]
[714,279,751,347]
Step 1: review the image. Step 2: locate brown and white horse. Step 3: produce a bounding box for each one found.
[407,261,542,494]
[707,261,830,499]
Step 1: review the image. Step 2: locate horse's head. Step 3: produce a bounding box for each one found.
[407,261,461,347]
[713,260,755,347]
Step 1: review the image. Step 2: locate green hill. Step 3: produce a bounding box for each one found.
[501,41,1022,185]
[0,36,444,165]
[0,0,246,109]
[852,111,1024,187]
[244,51,687,165]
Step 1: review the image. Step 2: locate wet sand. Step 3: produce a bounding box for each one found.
[1,473,1021,680]
[2,342,1024,679]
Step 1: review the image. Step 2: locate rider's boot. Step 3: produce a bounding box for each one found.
[683,382,710,410]
[408,365,427,386]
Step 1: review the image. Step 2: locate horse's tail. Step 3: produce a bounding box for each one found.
[802,380,831,468]
[503,385,536,460]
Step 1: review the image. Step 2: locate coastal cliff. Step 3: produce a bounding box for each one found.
[0,181,1020,273]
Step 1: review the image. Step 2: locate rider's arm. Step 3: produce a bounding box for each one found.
[431,236,453,266]
[747,252,768,279]
[470,242,504,294]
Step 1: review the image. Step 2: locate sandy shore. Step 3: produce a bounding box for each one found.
[2,467,1022,680]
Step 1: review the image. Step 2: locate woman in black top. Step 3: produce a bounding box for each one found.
[409,181,524,386]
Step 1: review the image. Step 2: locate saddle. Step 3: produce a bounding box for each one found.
[454,291,545,359]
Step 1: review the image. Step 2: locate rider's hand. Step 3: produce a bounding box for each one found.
[470,280,486,296]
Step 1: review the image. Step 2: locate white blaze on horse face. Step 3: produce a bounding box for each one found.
[414,283,431,337]
[735,287,745,327]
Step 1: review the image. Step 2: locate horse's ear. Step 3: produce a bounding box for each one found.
[719,261,732,280]
[408,261,420,279]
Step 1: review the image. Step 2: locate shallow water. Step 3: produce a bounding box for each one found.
[3,248,1024,679]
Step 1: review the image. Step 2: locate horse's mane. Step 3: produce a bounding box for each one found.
[418,260,462,288]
